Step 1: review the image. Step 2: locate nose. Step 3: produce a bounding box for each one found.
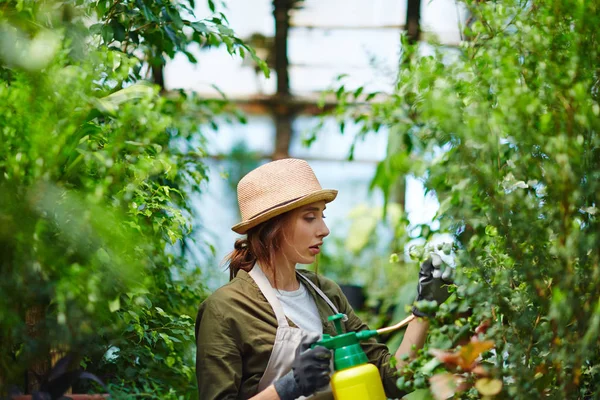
[318,218,330,238]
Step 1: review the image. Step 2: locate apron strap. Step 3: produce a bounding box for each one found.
[297,271,346,320]
[249,265,346,327]
[249,265,289,327]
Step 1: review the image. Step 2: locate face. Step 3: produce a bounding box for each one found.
[280,201,330,265]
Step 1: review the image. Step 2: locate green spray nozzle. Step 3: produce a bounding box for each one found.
[312,313,378,371]
[330,312,345,335]
[311,314,417,372]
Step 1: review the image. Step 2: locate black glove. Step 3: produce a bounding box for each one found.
[412,253,455,317]
[273,343,331,400]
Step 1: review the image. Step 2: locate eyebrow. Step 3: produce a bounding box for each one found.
[303,206,326,212]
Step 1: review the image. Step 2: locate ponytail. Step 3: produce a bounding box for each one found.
[227,238,256,280]
[224,213,290,282]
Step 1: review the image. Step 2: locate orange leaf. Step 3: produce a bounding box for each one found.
[471,365,490,377]
[429,373,468,400]
[430,339,495,371]
[475,319,491,335]
[458,339,495,369]
[429,348,463,367]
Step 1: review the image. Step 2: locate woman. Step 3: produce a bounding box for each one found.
[195,158,453,400]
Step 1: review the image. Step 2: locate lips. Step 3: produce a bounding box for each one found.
[309,243,322,255]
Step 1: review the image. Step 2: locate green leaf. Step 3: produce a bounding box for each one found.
[217,24,234,36]
[109,296,121,312]
[402,389,435,400]
[365,91,379,101]
[110,20,126,42]
[353,86,364,99]
[101,24,113,44]
[191,21,208,33]
[484,225,498,237]
[159,333,174,350]
[89,23,103,35]
[166,7,184,29]
[421,357,443,374]
[335,85,345,100]
[164,26,178,46]
[155,307,167,316]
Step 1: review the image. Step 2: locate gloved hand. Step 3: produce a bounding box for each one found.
[273,343,331,400]
[412,252,455,317]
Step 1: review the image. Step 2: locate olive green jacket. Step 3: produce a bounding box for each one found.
[195,269,404,400]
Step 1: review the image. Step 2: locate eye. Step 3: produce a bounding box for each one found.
[304,213,325,222]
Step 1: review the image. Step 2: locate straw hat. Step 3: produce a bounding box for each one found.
[232,158,338,234]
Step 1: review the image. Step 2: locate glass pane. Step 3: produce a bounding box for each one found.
[290,116,387,162]
[291,0,406,28]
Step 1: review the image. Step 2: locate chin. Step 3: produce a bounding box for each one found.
[297,255,316,265]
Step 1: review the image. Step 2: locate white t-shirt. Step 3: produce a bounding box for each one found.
[275,281,323,334]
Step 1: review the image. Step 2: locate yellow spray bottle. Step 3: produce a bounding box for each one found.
[314,314,385,400]
[314,313,416,400]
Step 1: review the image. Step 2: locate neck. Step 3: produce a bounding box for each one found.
[262,254,298,291]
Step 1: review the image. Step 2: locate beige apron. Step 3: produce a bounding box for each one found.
[249,265,341,400]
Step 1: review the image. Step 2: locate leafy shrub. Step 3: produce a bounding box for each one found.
[0,1,265,398]
[328,0,599,398]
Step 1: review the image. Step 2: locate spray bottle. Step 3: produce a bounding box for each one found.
[314,313,415,400]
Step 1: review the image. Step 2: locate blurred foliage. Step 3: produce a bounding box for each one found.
[324,0,599,398]
[222,141,263,199]
[311,203,417,333]
[0,0,265,398]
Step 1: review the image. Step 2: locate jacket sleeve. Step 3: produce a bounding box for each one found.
[196,299,242,400]
[338,293,406,399]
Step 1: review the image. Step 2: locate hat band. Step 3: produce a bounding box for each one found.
[248,195,304,220]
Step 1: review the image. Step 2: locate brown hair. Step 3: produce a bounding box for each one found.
[225,212,291,282]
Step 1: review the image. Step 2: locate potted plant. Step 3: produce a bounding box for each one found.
[9,354,109,400]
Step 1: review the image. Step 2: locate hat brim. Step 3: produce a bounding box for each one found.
[231,189,338,234]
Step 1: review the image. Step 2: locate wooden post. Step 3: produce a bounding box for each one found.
[390,0,423,212]
[406,0,422,44]
[273,0,290,96]
[272,0,294,160]
[25,305,49,393]
[152,63,165,93]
